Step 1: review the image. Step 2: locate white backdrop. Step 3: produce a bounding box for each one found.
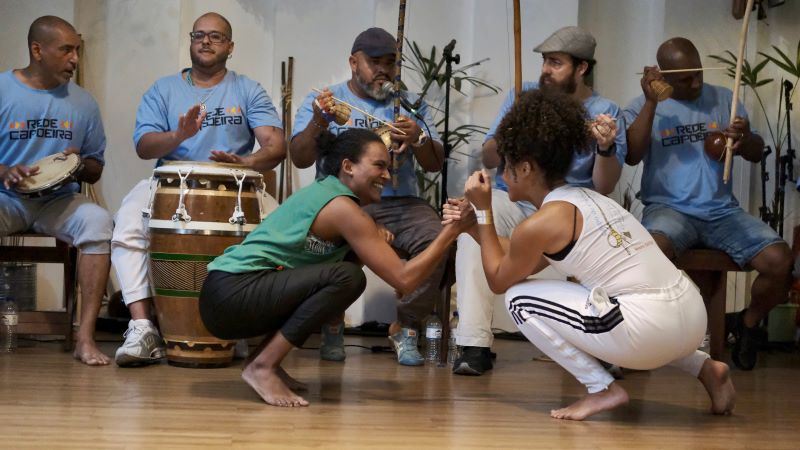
[1,0,797,325]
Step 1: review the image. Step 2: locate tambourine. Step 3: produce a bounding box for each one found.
[13,152,82,197]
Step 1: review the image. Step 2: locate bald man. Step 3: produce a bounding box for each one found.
[0,16,112,365]
[111,12,285,366]
[624,37,792,370]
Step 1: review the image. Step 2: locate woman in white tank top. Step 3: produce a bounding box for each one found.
[444,89,735,421]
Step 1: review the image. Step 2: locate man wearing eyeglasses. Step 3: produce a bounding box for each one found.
[110,12,285,367]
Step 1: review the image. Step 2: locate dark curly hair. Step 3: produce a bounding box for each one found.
[317,128,385,177]
[495,89,590,189]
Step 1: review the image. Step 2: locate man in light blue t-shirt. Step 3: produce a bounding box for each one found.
[291,27,445,366]
[624,37,792,371]
[0,16,113,366]
[110,12,285,367]
[453,26,627,376]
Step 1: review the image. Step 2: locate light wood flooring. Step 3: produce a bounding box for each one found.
[1,334,798,449]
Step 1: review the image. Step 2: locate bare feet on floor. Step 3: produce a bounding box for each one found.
[550,382,629,421]
[73,339,111,366]
[699,359,736,415]
[242,363,309,407]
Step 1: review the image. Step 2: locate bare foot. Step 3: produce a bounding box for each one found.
[550,382,629,420]
[277,367,308,391]
[698,359,736,415]
[242,363,309,407]
[73,339,111,366]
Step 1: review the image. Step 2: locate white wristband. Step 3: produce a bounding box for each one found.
[475,209,493,225]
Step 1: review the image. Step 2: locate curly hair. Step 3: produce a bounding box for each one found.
[317,128,384,177]
[495,89,590,189]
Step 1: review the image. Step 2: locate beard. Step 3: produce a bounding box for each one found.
[539,71,577,95]
[190,46,228,69]
[355,72,391,101]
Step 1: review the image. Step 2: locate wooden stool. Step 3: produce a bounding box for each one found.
[674,248,745,360]
[0,233,77,351]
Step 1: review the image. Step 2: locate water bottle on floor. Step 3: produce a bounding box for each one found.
[424,313,442,364]
[1,298,19,352]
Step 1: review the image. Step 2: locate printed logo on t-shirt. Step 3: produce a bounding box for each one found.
[7,118,73,140]
[202,106,244,128]
[330,117,384,134]
[659,121,720,147]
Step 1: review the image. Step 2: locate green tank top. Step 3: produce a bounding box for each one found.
[208,176,358,274]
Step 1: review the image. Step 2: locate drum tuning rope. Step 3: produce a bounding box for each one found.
[172,168,193,222]
[228,170,247,225]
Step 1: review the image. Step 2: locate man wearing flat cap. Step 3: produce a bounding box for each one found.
[452,25,628,376]
[292,27,444,367]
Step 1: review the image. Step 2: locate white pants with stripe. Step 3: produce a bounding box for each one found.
[505,275,710,393]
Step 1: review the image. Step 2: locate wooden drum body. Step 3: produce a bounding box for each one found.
[146,162,264,368]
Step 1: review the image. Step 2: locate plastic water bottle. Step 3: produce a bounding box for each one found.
[424,313,443,364]
[1,299,19,352]
[448,311,460,365]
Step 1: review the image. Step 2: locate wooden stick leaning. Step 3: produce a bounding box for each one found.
[311,88,406,135]
[724,0,755,183]
[284,57,294,200]
[391,0,408,189]
[513,0,522,99]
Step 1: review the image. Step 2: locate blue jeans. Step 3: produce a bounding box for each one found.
[641,203,784,268]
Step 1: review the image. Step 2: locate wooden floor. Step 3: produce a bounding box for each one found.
[1,335,798,449]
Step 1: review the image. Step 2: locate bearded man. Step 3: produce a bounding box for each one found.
[110,12,285,366]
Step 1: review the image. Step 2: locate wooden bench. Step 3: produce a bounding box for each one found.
[674,248,745,360]
[0,233,77,351]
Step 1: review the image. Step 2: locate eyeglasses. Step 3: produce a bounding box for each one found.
[189,31,230,44]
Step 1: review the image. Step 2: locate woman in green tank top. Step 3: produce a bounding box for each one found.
[200,128,467,407]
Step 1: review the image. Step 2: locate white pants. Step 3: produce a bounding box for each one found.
[111,179,277,306]
[455,189,533,347]
[505,276,709,393]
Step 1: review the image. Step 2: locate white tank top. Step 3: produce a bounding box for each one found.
[541,186,682,296]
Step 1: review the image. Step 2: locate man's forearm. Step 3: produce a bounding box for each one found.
[136,131,184,160]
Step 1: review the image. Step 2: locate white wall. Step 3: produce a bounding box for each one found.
[3,0,795,318]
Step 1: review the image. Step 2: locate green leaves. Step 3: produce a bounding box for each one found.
[708,51,774,89]
[758,39,800,78]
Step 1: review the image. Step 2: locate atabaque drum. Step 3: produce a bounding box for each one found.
[13,152,82,197]
[146,161,266,368]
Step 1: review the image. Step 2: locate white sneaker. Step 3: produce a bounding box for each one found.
[115,319,166,367]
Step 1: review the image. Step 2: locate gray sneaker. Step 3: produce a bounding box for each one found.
[115,320,166,367]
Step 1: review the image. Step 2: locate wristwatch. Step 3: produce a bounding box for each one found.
[596,142,616,157]
[411,130,428,148]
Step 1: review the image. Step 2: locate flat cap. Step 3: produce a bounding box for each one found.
[534,26,596,61]
[351,27,397,57]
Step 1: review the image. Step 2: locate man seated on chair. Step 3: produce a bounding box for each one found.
[452,26,627,376]
[291,27,445,366]
[0,16,112,366]
[110,12,285,367]
[624,37,792,370]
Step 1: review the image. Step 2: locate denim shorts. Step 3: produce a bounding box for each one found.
[641,203,784,268]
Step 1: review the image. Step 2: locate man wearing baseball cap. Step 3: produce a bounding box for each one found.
[291,27,445,367]
[452,25,628,375]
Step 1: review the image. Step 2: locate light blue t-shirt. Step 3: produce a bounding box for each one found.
[292,81,441,198]
[0,70,106,196]
[133,70,282,166]
[485,81,627,191]
[623,83,746,220]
